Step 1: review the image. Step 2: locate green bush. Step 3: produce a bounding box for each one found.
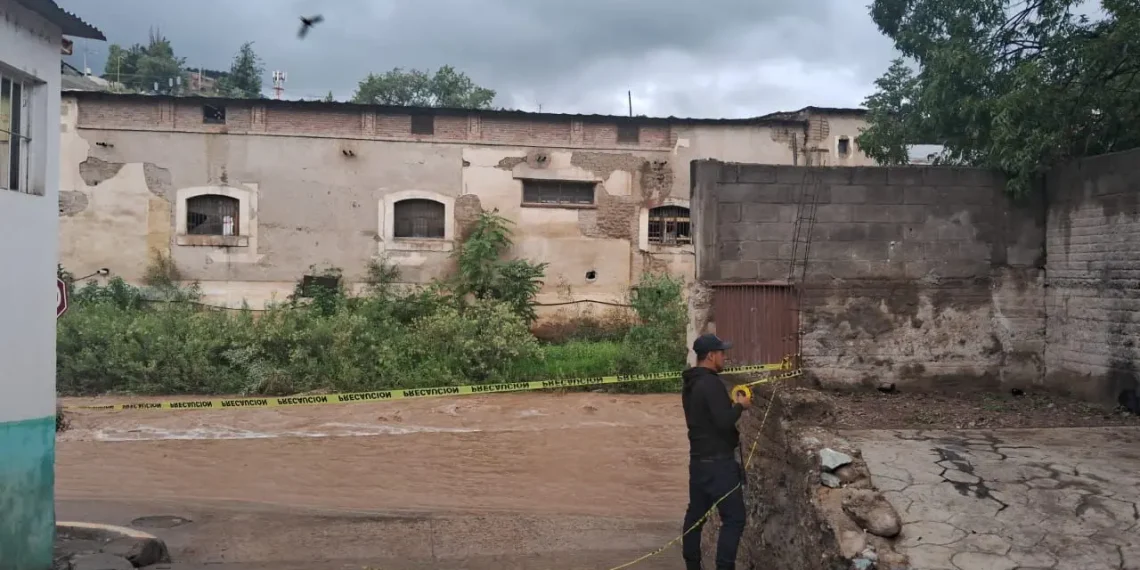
[56,215,693,397]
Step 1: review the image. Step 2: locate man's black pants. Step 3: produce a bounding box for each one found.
[681,455,746,570]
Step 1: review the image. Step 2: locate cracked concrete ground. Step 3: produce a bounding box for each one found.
[846,427,1140,570]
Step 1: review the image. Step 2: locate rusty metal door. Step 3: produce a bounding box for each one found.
[711,284,798,367]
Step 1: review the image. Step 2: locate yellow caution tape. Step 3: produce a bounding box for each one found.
[62,361,794,412]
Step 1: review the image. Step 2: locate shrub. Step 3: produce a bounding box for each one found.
[55,218,694,397]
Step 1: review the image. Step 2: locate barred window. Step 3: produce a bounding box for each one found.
[393,199,445,238]
[648,205,691,245]
[0,73,32,193]
[521,180,595,206]
[187,195,240,236]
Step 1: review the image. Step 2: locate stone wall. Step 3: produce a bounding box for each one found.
[690,161,1046,389]
[1044,148,1140,404]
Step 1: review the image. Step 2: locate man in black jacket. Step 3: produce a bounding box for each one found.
[680,333,751,570]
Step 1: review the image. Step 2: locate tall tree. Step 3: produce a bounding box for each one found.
[857,0,1140,195]
[322,91,336,102]
[351,65,495,109]
[219,42,265,98]
[102,29,185,94]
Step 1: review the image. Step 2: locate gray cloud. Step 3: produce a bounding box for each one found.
[59,0,898,117]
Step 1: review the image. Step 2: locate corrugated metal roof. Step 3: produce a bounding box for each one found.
[13,0,105,40]
[67,91,866,126]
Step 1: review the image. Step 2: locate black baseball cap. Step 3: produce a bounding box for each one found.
[693,333,732,353]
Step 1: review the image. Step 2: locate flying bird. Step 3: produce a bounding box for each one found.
[298,15,324,39]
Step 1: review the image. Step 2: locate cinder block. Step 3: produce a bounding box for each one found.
[829,185,867,204]
[814,205,852,223]
[720,241,742,261]
[867,223,904,242]
[741,203,782,223]
[718,203,742,223]
[737,164,778,184]
[903,186,940,205]
[719,260,760,280]
[851,204,893,223]
[851,167,889,185]
[823,223,867,242]
[887,167,926,186]
[865,185,905,205]
[740,241,784,260]
[718,183,795,204]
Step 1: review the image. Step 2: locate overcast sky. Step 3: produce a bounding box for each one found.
[57,0,899,118]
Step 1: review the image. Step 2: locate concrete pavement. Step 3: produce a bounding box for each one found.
[848,427,1140,570]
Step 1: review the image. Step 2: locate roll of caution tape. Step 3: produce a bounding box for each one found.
[731,385,752,402]
[63,361,798,413]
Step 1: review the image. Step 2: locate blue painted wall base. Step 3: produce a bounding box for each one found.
[0,416,56,570]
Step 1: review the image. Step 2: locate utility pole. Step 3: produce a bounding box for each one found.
[272,70,287,100]
[628,91,632,117]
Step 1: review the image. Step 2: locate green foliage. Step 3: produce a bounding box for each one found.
[858,0,1140,196]
[102,29,186,94]
[616,273,689,386]
[217,42,264,98]
[351,65,496,109]
[56,247,689,397]
[452,211,547,324]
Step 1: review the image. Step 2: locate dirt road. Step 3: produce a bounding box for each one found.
[56,392,692,569]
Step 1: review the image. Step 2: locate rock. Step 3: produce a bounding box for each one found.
[821,472,843,488]
[839,530,866,558]
[842,490,902,538]
[835,463,871,486]
[820,448,854,471]
[860,547,878,561]
[877,381,896,393]
[101,536,171,567]
[70,553,133,570]
[851,557,874,570]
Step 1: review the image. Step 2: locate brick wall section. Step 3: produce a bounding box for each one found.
[691,160,1046,389]
[1044,148,1140,403]
[75,97,677,150]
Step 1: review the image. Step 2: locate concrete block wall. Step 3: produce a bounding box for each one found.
[691,161,1047,389]
[1044,148,1140,403]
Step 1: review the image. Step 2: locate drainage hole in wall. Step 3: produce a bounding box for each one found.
[585,270,597,282]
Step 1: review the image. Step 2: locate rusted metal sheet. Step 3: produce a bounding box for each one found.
[711,284,799,367]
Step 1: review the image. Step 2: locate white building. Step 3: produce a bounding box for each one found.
[0,1,102,568]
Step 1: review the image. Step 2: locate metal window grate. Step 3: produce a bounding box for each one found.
[393,199,446,238]
[521,180,595,205]
[1,73,32,194]
[187,195,240,236]
[202,105,226,124]
[410,114,435,135]
[647,205,692,245]
[616,122,639,144]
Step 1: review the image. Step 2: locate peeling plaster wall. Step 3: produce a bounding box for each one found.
[59,97,876,313]
[690,161,1047,389]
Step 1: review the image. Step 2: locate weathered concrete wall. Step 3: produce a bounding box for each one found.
[691,161,1047,389]
[60,95,876,313]
[1044,148,1140,404]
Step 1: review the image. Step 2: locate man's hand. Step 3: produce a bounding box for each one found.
[734,390,752,409]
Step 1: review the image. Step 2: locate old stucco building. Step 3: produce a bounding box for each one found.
[58,91,874,313]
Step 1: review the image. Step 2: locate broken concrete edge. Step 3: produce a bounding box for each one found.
[57,521,157,541]
[698,389,911,570]
[57,522,171,568]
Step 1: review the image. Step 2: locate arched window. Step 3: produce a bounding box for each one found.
[393,199,445,239]
[648,205,691,245]
[187,194,240,236]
